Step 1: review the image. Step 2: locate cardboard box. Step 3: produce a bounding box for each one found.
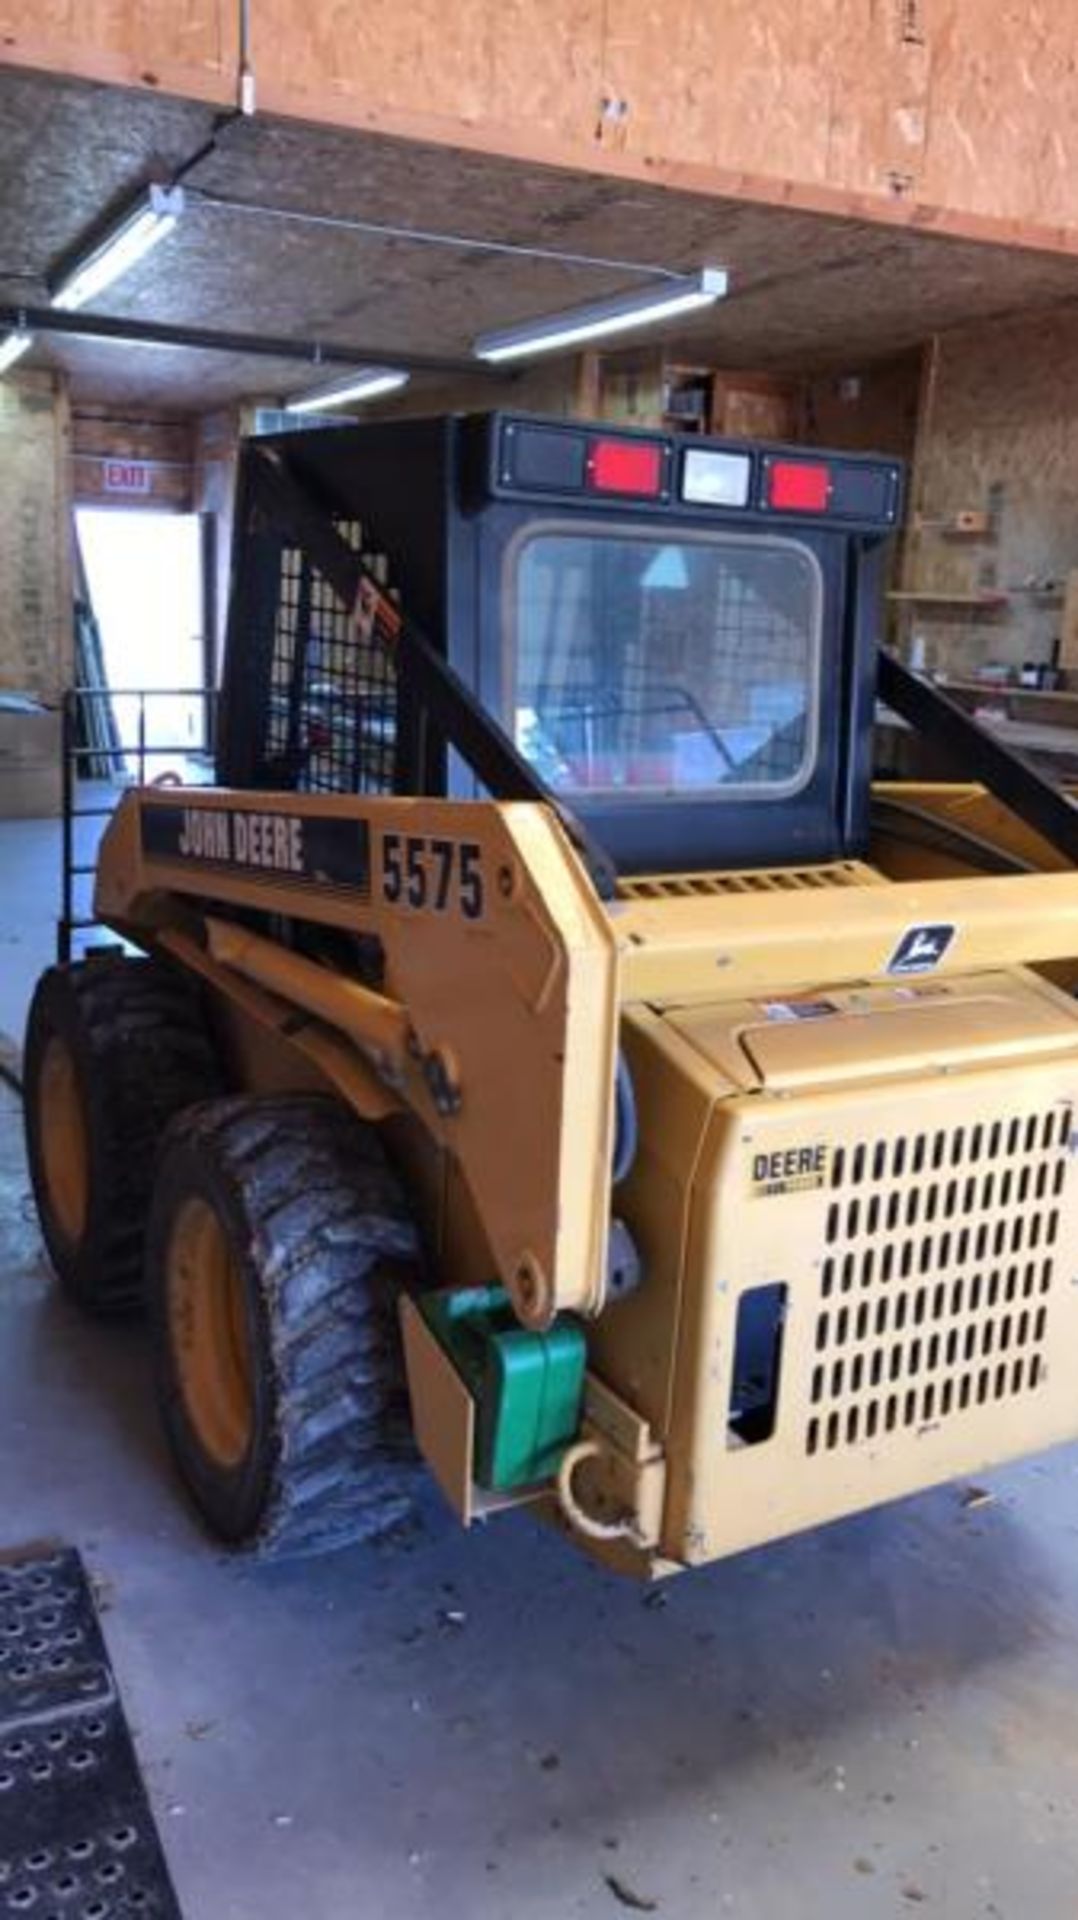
[0,705,62,817]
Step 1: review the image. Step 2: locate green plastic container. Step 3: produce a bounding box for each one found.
[418,1285,586,1491]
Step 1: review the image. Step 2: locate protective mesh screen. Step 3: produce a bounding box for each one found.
[263,521,397,794]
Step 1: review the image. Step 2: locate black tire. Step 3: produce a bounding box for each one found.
[145,1094,424,1557]
[23,955,224,1315]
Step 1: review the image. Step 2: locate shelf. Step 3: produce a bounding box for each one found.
[935,678,1078,705]
[888,590,1008,610]
[913,518,992,539]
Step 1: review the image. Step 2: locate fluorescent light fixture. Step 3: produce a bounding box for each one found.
[50,185,185,313]
[284,367,410,414]
[0,332,32,376]
[473,266,728,363]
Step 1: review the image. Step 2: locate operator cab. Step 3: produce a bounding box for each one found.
[219,412,903,876]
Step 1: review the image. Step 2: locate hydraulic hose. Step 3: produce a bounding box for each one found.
[612,1051,638,1186]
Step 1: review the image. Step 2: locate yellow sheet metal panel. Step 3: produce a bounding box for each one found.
[662,998,1078,1565]
[615,868,1078,1003]
[670,971,1078,1093]
[588,1005,727,1438]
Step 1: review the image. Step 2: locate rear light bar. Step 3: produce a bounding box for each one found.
[493,416,901,528]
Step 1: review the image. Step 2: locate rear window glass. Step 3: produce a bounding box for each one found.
[509,526,821,799]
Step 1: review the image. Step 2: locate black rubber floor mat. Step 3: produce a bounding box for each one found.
[0,1545,181,1919]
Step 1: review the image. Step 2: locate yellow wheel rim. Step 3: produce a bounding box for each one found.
[167,1196,254,1470]
[39,1034,90,1244]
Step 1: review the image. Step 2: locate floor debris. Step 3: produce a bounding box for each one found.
[604,1871,659,1911]
[960,1486,995,1512]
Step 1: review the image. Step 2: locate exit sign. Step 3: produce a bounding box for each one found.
[103,459,152,495]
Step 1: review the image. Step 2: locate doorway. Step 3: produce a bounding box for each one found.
[75,507,208,779]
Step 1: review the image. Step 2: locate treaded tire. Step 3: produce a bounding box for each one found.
[23,955,224,1315]
[145,1094,424,1557]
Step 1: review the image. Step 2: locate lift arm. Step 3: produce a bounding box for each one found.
[878,650,1078,863]
[94,785,619,1330]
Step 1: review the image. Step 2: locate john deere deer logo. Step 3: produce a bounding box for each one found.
[887,923,956,976]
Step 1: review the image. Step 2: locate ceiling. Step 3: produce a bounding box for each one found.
[6,65,1078,414]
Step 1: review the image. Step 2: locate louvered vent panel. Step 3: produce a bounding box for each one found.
[619,862,869,900]
[805,1104,1072,1457]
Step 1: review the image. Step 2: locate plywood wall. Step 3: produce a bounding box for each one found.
[0,372,71,697]
[899,313,1078,677]
[5,2,1078,252]
[0,0,234,96]
[804,353,923,461]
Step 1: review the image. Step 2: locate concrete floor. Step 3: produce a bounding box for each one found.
[4,816,1078,1917]
[0,798,108,1043]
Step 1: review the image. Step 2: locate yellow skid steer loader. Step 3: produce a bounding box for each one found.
[24,413,1078,1578]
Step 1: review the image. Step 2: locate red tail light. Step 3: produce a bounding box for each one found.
[588,437,664,497]
[767,460,831,512]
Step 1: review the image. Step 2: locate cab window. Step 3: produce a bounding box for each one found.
[509,526,821,801]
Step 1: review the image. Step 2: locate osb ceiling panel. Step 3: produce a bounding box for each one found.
[0,68,218,274]
[4,67,1078,413]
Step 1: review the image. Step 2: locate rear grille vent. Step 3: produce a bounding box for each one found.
[805,1104,1072,1457]
[619,862,869,901]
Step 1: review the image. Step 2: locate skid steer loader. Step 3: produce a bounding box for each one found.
[23,411,1078,1577]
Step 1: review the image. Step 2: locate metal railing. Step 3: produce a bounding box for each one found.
[59,685,217,963]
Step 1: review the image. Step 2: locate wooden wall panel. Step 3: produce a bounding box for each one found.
[491,0,602,143]
[919,2,1078,232]
[0,0,230,84]
[71,407,194,510]
[0,371,71,699]
[825,3,930,199]
[251,0,603,140]
[253,0,491,123]
[804,352,922,460]
[900,314,1078,678]
[602,0,839,183]
[8,0,1078,250]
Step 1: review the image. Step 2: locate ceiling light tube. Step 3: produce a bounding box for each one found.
[0,332,33,376]
[284,367,411,414]
[50,185,185,313]
[473,266,728,363]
